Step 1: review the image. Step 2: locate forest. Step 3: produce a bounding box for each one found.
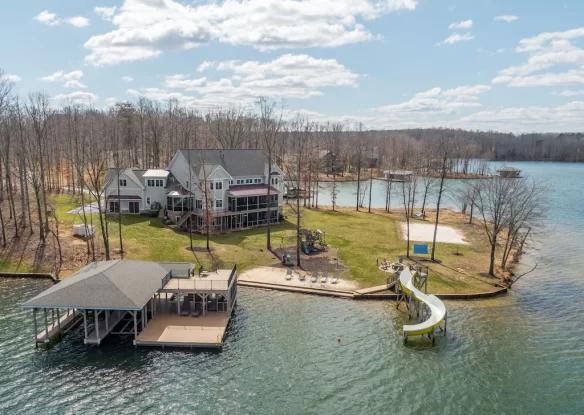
[0,68,558,279]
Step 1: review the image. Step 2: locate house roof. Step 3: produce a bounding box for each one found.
[23,260,194,310]
[143,169,170,178]
[104,168,147,189]
[227,184,280,197]
[178,149,267,178]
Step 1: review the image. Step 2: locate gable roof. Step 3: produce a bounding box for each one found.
[178,149,267,178]
[104,168,147,189]
[23,260,194,310]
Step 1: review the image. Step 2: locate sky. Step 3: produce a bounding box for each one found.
[1,0,584,133]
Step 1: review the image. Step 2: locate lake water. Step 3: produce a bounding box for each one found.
[1,162,583,414]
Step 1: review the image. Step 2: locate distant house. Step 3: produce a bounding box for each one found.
[318,150,341,174]
[497,167,522,178]
[103,168,169,213]
[104,149,285,232]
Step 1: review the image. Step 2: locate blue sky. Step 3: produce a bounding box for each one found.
[2,0,584,132]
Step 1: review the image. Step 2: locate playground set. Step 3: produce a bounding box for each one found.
[280,229,328,266]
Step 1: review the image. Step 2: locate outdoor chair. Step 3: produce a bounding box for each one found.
[299,273,306,281]
[285,269,293,280]
[331,271,340,284]
[321,271,328,283]
[311,271,318,283]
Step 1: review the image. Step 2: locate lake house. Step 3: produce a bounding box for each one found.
[103,149,285,232]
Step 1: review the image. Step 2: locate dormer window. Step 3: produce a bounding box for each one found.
[119,179,127,187]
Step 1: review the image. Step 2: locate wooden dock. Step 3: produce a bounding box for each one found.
[135,312,229,348]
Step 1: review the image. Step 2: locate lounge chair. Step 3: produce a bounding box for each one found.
[285,269,293,280]
[299,273,306,281]
[311,271,318,283]
[321,271,328,283]
[331,271,340,284]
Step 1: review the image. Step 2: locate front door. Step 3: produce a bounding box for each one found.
[129,201,140,213]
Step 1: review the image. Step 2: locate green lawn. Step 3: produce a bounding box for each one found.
[2,194,500,294]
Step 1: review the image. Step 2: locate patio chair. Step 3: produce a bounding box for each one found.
[299,273,306,281]
[311,271,318,283]
[331,271,340,284]
[285,268,293,280]
[321,271,328,283]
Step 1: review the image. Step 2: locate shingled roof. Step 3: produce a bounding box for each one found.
[23,260,194,310]
[178,149,267,177]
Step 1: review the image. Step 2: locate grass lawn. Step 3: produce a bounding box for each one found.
[1,194,502,294]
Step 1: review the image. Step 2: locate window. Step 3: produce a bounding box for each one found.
[216,199,223,208]
[147,179,164,187]
[229,180,233,185]
[271,177,279,185]
[245,178,252,184]
[254,178,261,184]
[210,182,214,190]
[185,181,189,189]
[196,199,202,209]
[215,181,223,190]
[146,196,151,205]
[119,179,127,187]
[236,179,243,185]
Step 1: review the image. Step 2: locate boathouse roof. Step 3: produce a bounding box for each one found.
[23,260,194,310]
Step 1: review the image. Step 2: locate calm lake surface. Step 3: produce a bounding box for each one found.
[1,162,583,414]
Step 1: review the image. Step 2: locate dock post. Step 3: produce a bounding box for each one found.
[82,310,88,342]
[44,309,49,340]
[33,309,38,348]
[56,309,61,337]
[95,310,100,345]
[133,311,138,344]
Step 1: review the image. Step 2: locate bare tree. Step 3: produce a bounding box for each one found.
[431,132,455,261]
[470,177,545,276]
[259,98,283,251]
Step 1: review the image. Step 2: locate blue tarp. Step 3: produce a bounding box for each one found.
[413,244,429,255]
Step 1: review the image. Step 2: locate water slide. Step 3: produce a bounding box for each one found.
[399,267,447,342]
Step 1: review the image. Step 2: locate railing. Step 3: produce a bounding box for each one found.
[171,279,229,291]
[227,264,237,288]
[170,269,192,279]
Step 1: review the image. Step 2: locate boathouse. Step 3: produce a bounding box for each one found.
[497,167,522,178]
[22,260,238,349]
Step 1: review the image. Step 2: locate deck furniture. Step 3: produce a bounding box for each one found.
[331,271,340,284]
[321,271,328,283]
[285,269,293,280]
[311,271,318,283]
[299,273,306,281]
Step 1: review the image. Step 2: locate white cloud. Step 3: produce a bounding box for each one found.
[83,0,418,66]
[130,54,361,107]
[494,28,584,88]
[449,19,472,30]
[64,80,88,89]
[40,70,84,82]
[95,6,117,20]
[457,101,584,131]
[197,61,216,72]
[121,76,134,82]
[104,97,118,109]
[34,11,89,28]
[494,15,519,23]
[66,16,90,28]
[53,91,99,105]
[554,89,584,97]
[34,10,60,26]
[375,84,491,114]
[439,32,474,45]
[5,74,21,82]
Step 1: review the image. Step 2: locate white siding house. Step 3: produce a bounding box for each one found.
[103,168,169,213]
[104,149,285,232]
